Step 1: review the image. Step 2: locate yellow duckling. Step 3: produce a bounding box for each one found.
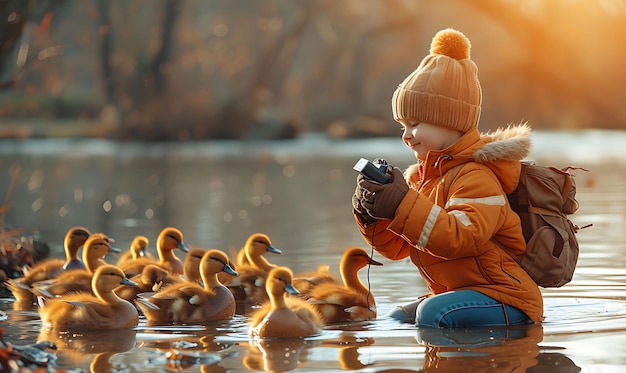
[59,226,92,271]
[292,264,336,296]
[182,247,207,284]
[135,249,239,323]
[32,233,120,298]
[114,264,178,302]
[304,247,383,323]
[116,248,205,302]
[248,266,324,338]
[38,264,139,330]
[116,235,153,267]
[120,227,190,277]
[225,233,282,304]
[5,226,91,303]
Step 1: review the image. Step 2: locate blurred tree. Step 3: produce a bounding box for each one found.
[0,0,64,90]
[97,0,114,105]
[0,0,31,89]
[1,0,626,139]
[213,0,319,139]
[305,0,426,137]
[97,0,182,139]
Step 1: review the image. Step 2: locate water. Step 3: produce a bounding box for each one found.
[1,131,626,372]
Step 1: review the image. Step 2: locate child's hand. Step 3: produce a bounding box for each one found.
[359,167,408,220]
[352,174,376,224]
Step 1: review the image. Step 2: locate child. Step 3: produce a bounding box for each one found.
[352,28,543,327]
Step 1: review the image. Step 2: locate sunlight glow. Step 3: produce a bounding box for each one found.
[597,0,626,14]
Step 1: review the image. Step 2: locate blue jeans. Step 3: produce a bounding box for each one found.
[416,290,533,328]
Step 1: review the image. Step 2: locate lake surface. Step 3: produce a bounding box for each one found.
[1,131,626,372]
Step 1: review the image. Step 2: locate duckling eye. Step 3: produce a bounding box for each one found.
[210,257,225,265]
[253,240,268,246]
[166,234,181,242]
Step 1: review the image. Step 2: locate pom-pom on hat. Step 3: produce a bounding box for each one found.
[392,28,482,133]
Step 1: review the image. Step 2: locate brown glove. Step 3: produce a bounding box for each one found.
[352,174,376,224]
[359,167,408,220]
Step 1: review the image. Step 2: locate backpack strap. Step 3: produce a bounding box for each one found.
[526,206,563,217]
[560,172,573,203]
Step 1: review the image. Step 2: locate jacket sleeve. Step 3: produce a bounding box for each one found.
[353,211,413,260]
[387,164,516,259]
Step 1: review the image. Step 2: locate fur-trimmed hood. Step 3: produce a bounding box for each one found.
[473,123,532,163]
[405,123,532,193]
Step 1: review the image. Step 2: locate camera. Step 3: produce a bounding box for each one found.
[353,158,390,184]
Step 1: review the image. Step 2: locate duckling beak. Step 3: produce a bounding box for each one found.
[223,263,238,277]
[368,257,383,266]
[108,246,122,254]
[267,245,282,254]
[177,242,190,253]
[285,283,299,295]
[121,278,138,287]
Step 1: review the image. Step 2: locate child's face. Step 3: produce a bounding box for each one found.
[399,120,463,161]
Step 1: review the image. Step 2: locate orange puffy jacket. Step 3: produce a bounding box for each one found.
[355,124,543,322]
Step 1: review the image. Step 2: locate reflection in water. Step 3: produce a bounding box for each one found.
[141,334,231,371]
[12,300,38,312]
[320,333,375,370]
[148,349,221,371]
[1,136,626,371]
[143,334,236,354]
[243,338,311,372]
[38,328,137,372]
[416,324,580,372]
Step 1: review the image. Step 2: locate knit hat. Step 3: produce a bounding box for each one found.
[391,28,482,133]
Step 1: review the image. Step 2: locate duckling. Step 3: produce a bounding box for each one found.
[292,264,337,295]
[117,247,203,302]
[38,264,139,330]
[120,227,190,277]
[304,247,383,323]
[225,233,282,304]
[182,247,207,284]
[135,249,239,323]
[5,226,91,303]
[221,233,282,282]
[114,264,179,302]
[59,227,92,271]
[241,233,282,272]
[116,235,153,267]
[31,233,120,298]
[248,266,324,338]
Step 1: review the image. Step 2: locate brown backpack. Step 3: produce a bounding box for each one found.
[444,161,589,288]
